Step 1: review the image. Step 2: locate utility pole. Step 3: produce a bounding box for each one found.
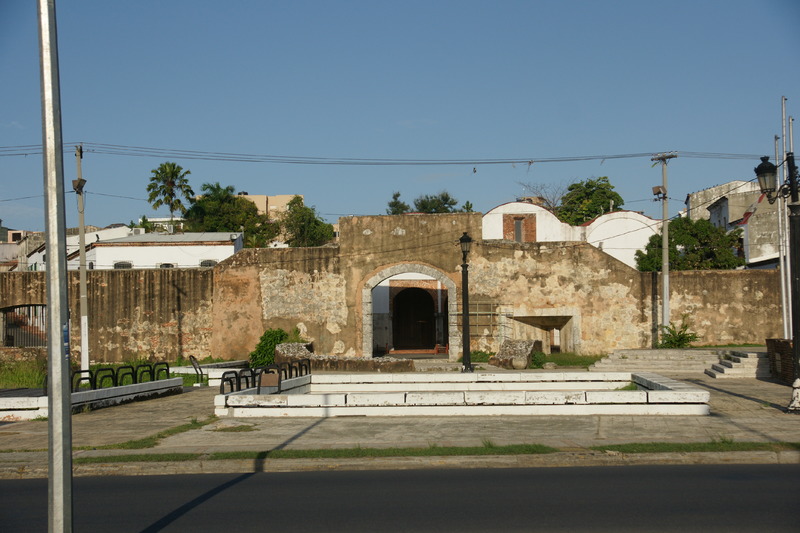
[776,135,790,339]
[38,0,73,530]
[652,152,677,331]
[782,97,793,338]
[73,145,88,371]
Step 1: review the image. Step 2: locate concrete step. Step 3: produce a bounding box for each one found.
[605,355,720,361]
[710,363,771,375]
[728,355,769,364]
[719,359,769,369]
[705,368,772,379]
[590,365,711,373]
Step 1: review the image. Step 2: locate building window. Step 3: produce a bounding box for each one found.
[113,261,132,269]
[199,259,218,268]
[514,218,523,243]
[159,263,175,269]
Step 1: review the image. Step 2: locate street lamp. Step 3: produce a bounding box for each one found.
[459,232,473,373]
[754,154,800,412]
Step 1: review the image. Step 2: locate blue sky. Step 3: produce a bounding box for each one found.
[2,0,799,231]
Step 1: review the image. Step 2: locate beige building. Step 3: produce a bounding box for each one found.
[236,193,301,216]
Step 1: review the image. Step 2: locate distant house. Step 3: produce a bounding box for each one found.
[687,181,779,268]
[26,225,133,271]
[481,201,658,268]
[66,232,243,270]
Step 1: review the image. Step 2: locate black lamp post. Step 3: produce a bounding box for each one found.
[459,232,473,373]
[754,154,800,411]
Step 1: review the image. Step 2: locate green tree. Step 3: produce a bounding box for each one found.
[146,162,195,222]
[281,196,335,247]
[556,176,624,225]
[413,191,460,213]
[128,215,155,232]
[635,217,745,271]
[184,182,279,248]
[386,192,410,215]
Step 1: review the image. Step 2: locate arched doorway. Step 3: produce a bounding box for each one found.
[392,288,435,350]
[361,263,461,361]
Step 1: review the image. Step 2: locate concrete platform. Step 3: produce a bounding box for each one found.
[213,372,711,417]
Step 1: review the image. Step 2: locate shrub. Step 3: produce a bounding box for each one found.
[530,351,547,369]
[249,328,289,367]
[249,327,308,367]
[658,315,700,348]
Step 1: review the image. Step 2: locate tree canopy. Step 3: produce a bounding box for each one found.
[184,182,279,248]
[387,191,472,214]
[281,196,335,247]
[634,217,745,271]
[413,191,459,213]
[146,162,194,221]
[557,176,624,225]
[386,192,410,215]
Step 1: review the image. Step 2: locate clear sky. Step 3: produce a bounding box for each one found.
[2,0,799,231]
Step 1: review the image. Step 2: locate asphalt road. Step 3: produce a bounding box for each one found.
[2,464,798,532]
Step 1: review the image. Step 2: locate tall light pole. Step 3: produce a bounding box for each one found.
[38,0,74,529]
[459,232,473,373]
[652,152,677,332]
[754,154,800,412]
[72,145,88,372]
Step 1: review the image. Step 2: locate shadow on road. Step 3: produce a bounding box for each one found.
[139,473,254,532]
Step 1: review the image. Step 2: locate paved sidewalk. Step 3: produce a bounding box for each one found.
[1,372,799,477]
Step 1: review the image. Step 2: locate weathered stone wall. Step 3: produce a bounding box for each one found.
[210,214,483,360]
[472,241,652,354]
[0,212,783,362]
[1,270,213,363]
[211,246,345,360]
[667,270,780,346]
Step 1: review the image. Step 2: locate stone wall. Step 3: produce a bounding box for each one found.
[210,214,483,361]
[667,270,780,346]
[0,212,784,362]
[1,269,213,363]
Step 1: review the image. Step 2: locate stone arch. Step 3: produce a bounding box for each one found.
[361,263,460,361]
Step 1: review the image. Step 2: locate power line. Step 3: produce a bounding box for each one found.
[0,142,765,166]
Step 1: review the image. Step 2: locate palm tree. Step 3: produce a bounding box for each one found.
[146,162,194,223]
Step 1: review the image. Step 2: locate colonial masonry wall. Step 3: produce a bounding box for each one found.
[0,213,782,362]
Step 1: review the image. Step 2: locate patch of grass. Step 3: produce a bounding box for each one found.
[0,359,47,389]
[528,352,605,369]
[214,425,257,433]
[209,443,558,461]
[174,374,208,387]
[469,351,494,363]
[591,441,800,454]
[82,416,216,450]
[74,453,199,465]
[615,382,638,391]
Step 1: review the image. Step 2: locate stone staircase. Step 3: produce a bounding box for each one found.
[588,348,771,379]
[704,350,771,379]
[588,349,722,374]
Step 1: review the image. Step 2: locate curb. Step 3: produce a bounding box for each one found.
[3,450,799,479]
